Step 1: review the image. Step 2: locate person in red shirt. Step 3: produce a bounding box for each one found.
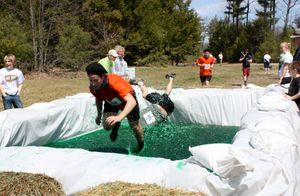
[195,49,215,86]
[86,62,144,151]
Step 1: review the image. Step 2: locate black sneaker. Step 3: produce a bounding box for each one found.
[165,73,176,79]
[110,122,120,142]
[129,79,144,85]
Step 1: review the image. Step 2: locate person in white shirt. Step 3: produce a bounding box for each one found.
[218,52,223,64]
[113,45,129,79]
[0,54,25,110]
[263,52,271,73]
[278,42,293,85]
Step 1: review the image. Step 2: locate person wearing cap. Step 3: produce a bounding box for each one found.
[86,62,145,152]
[129,73,176,127]
[291,28,300,62]
[195,49,215,86]
[98,49,119,73]
[113,45,129,79]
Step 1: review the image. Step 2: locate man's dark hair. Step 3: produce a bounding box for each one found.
[85,62,107,76]
[203,49,211,53]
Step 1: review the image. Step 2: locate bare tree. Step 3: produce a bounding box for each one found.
[282,0,299,34]
[30,0,38,70]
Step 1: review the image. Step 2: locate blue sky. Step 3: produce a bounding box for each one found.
[190,0,257,23]
[190,0,226,21]
[189,0,300,27]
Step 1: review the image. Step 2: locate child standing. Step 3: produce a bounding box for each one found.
[0,54,25,110]
[285,61,300,110]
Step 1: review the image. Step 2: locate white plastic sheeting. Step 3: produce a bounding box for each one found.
[133,85,263,126]
[0,87,263,147]
[0,85,300,196]
[0,93,98,146]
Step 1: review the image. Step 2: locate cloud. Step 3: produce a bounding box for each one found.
[193,1,227,19]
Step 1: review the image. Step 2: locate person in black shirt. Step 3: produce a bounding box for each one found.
[239,49,253,86]
[286,61,300,110]
[291,28,300,62]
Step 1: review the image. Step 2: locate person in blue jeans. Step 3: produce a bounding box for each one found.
[0,54,25,110]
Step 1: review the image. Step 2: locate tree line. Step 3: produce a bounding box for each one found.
[0,0,203,72]
[209,0,300,63]
[0,0,299,72]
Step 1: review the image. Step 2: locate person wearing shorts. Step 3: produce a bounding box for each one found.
[239,48,253,86]
[195,49,215,86]
[130,73,175,126]
[86,62,144,151]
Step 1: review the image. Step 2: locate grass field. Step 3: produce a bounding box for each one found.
[0,62,279,111]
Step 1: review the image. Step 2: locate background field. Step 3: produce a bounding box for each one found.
[0,63,279,111]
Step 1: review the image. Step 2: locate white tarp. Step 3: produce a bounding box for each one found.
[0,93,99,147]
[0,85,299,196]
[0,86,263,147]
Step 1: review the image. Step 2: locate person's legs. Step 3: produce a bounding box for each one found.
[129,120,144,150]
[2,95,13,110]
[102,112,120,142]
[11,95,23,108]
[242,68,249,85]
[200,76,206,86]
[204,79,209,86]
[137,81,149,98]
[127,103,144,151]
[102,102,120,142]
[165,78,173,95]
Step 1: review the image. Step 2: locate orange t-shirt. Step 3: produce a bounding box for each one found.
[195,56,215,76]
[90,74,133,110]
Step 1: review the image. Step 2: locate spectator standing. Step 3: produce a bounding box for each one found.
[278,42,293,85]
[285,61,300,110]
[291,28,300,62]
[195,49,215,86]
[218,52,223,64]
[98,49,119,73]
[0,54,25,110]
[263,51,271,73]
[113,45,129,78]
[239,49,253,86]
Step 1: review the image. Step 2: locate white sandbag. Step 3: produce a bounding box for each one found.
[188,144,253,179]
[257,92,291,112]
[249,117,296,154]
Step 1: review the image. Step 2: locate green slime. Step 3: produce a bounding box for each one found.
[47,121,239,160]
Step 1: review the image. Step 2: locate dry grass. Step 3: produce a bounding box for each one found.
[0,63,279,111]
[0,172,65,195]
[76,181,205,196]
[135,63,279,89]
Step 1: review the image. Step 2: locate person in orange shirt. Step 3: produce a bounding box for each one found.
[86,62,144,152]
[195,49,215,86]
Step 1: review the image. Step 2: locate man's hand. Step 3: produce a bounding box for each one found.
[106,116,122,126]
[95,115,101,125]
